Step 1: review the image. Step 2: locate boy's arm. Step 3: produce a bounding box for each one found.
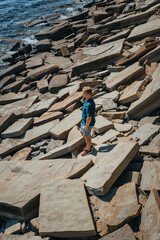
[85,117,92,132]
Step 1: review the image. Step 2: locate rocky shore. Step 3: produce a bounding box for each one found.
[0,0,160,239]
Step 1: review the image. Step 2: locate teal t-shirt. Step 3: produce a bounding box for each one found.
[82,98,95,126]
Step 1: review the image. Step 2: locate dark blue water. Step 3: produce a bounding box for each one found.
[0,0,90,68]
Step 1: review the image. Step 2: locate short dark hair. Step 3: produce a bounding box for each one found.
[82,86,92,95]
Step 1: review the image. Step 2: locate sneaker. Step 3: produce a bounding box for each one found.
[83,145,94,151]
[81,148,93,156]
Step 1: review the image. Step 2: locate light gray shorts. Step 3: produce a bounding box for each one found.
[80,124,93,137]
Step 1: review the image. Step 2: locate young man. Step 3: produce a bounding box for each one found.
[80,86,95,156]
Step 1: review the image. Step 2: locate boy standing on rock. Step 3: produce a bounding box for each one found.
[80,86,95,156]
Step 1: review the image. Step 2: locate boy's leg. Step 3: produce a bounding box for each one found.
[84,135,92,150]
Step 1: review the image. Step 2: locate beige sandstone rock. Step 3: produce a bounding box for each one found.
[10,147,32,161]
[92,129,121,145]
[0,113,17,134]
[34,112,63,126]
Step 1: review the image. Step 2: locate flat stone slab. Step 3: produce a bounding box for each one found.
[34,111,63,126]
[39,137,84,159]
[140,161,160,191]
[82,142,139,195]
[128,19,160,41]
[92,129,121,145]
[128,64,160,119]
[93,116,114,134]
[49,74,68,93]
[0,92,27,105]
[100,111,126,119]
[105,62,144,91]
[114,123,132,133]
[100,224,136,240]
[44,55,73,69]
[1,118,33,138]
[48,91,82,112]
[0,158,93,220]
[39,179,96,237]
[0,235,42,240]
[25,56,43,69]
[0,61,25,80]
[27,64,59,80]
[23,97,57,118]
[72,39,124,75]
[37,78,48,93]
[0,121,56,156]
[10,147,32,161]
[49,109,82,140]
[90,183,140,236]
[140,189,160,240]
[0,113,17,134]
[139,145,160,156]
[131,123,159,145]
[119,80,146,104]
[0,96,38,118]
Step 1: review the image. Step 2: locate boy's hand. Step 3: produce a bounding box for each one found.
[85,126,88,132]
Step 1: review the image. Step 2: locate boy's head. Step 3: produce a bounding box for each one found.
[82,86,92,99]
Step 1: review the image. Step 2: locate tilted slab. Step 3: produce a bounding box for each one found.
[1,118,33,138]
[100,224,136,240]
[0,235,42,240]
[90,183,140,236]
[128,19,160,41]
[0,92,27,105]
[0,121,56,156]
[128,64,160,119]
[34,111,63,126]
[82,142,139,195]
[27,64,59,80]
[140,161,160,191]
[131,123,159,145]
[0,96,38,118]
[0,113,17,134]
[93,115,114,134]
[0,61,25,80]
[140,189,160,240]
[105,62,144,91]
[72,39,124,75]
[92,129,121,145]
[49,109,82,140]
[0,158,93,220]
[39,179,96,237]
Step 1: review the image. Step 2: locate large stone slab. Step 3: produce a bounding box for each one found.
[23,97,57,118]
[34,111,63,126]
[0,74,16,89]
[119,79,146,104]
[140,161,160,191]
[0,61,26,80]
[0,159,93,220]
[0,113,17,134]
[49,109,82,140]
[92,129,121,145]
[1,118,33,138]
[82,142,139,195]
[10,147,32,161]
[100,224,136,240]
[0,121,56,156]
[39,179,96,237]
[128,64,160,119]
[72,39,124,75]
[128,19,160,41]
[0,96,38,118]
[44,55,73,69]
[105,62,144,91]
[49,74,68,93]
[27,64,59,81]
[0,235,42,240]
[131,123,159,145]
[140,189,160,240]
[93,115,114,134]
[0,92,27,105]
[90,183,140,236]
[39,137,84,159]
[48,91,82,112]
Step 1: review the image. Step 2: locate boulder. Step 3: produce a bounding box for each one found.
[127,64,160,119]
[140,161,160,191]
[35,39,51,52]
[49,109,82,140]
[0,96,38,118]
[105,62,144,91]
[90,183,140,235]
[140,189,160,240]
[99,224,136,240]
[1,118,33,138]
[39,179,96,237]
[82,142,139,195]
[131,123,159,145]
[93,116,114,134]
[49,74,68,93]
